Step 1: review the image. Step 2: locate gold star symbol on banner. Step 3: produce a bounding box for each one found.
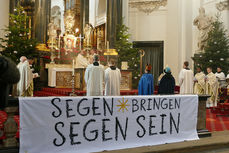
[116,97,130,113]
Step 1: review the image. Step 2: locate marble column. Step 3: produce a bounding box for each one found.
[106,0,122,48]
[80,0,89,35]
[34,0,51,43]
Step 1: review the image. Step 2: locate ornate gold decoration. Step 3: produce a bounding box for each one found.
[104,49,118,55]
[36,43,50,52]
[64,10,75,34]
[216,0,229,11]
[129,0,167,14]
[63,34,77,52]
[120,71,132,90]
[56,71,81,88]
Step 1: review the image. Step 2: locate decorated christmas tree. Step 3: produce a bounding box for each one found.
[0,6,37,63]
[115,21,140,88]
[193,15,229,73]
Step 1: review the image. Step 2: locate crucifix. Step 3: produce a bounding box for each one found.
[76,34,84,51]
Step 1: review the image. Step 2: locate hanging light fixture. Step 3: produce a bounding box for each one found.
[129,0,167,14]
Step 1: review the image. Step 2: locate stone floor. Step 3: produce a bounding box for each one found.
[96,131,229,153]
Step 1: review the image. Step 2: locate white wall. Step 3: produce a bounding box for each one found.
[128,0,229,83]
[0,0,9,50]
[129,8,167,42]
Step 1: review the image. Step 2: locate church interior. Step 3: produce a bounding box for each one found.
[0,0,229,152]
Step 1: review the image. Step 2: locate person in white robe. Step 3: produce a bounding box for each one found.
[206,67,218,107]
[215,67,226,88]
[84,54,104,96]
[16,56,34,97]
[194,66,206,94]
[178,61,194,94]
[75,50,90,68]
[226,73,229,88]
[105,59,121,96]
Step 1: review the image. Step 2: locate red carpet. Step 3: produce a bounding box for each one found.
[34,88,139,96]
[206,108,229,131]
[34,86,181,97]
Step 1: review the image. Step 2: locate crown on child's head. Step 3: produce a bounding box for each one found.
[145,64,152,71]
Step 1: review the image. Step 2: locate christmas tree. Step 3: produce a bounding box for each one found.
[193,15,229,73]
[115,21,140,88]
[0,6,37,63]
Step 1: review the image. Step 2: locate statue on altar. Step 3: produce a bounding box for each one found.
[97,27,103,51]
[47,19,58,48]
[51,6,61,30]
[193,7,213,52]
[84,23,93,48]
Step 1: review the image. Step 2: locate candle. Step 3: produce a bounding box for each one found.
[58,35,61,49]
[58,35,61,58]
[79,34,82,51]
[107,41,109,49]
[51,38,54,49]
[72,59,75,75]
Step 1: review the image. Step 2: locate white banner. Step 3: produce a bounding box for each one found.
[19,95,199,153]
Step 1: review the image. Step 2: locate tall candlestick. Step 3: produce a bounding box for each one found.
[107,41,109,49]
[58,35,61,58]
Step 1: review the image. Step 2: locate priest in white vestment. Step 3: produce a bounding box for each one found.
[206,67,218,107]
[194,67,206,94]
[84,54,104,96]
[215,67,226,88]
[75,50,90,68]
[178,61,194,94]
[16,56,34,97]
[105,59,121,96]
[226,73,229,88]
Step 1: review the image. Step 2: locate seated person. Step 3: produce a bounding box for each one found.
[158,67,175,95]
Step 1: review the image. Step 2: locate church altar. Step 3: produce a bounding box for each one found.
[46,64,132,90]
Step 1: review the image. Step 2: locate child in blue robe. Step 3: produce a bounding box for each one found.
[138,64,154,95]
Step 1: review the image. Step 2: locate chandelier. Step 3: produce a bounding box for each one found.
[129,0,167,14]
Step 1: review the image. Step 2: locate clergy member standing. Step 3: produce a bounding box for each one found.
[178,61,194,94]
[158,67,175,94]
[206,67,218,107]
[75,50,90,68]
[84,54,104,96]
[215,67,226,88]
[105,59,121,96]
[194,66,206,94]
[138,64,154,95]
[16,56,34,97]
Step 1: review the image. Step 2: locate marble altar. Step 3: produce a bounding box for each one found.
[46,64,132,90]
